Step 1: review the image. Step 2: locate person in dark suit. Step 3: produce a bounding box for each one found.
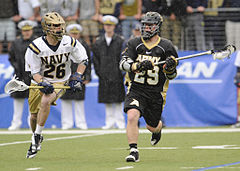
[92,15,126,129]
[8,20,37,130]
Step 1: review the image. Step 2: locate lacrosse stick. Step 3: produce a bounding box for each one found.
[154,45,236,65]
[4,77,70,94]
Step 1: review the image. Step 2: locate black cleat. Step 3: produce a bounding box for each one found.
[26,133,42,159]
[151,130,162,146]
[125,148,140,162]
[26,143,37,159]
[37,135,43,151]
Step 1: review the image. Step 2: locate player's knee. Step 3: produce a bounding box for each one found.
[41,95,54,107]
[127,109,140,123]
[147,120,162,133]
[30,113,37,121]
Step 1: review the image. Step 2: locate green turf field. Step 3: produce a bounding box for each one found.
[0,128,240,171]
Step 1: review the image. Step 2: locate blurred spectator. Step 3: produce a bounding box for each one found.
[160,0,187,50]
[142,0,162,14]
[221,0,240,50]
[204,0,224,50]
[18,0,41,36]
[232,51,240,128]
[39,0,59,15]
[92,15,125,129]
[185,0,207,51]
[60,24,91,130]
[78,0,99,47]
[8,20,37,130]
[39,0,78,25]
[59,0,79,25]
[97,0,122,20]
[97,0,122,34]
[0,0,19,53]
[119,0,142,40]
[18,0,41,22]
[129,23,141,40]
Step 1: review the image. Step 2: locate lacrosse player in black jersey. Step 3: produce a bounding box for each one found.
[119,11,179,162]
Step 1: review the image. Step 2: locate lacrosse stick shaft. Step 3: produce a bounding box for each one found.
[29,86,71,89]
[155,50,213,65]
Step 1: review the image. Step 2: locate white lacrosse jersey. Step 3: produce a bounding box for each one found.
[25,35,88,83]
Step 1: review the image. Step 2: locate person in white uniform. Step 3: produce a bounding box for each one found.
[60,24,91,130]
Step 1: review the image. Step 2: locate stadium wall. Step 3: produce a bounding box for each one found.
[0,51,237,128]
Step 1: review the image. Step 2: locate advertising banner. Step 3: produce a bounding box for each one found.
[0,52,237,128]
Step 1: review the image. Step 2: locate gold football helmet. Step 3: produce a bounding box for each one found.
[41,12,66,41]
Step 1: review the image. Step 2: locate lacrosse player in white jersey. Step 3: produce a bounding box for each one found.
[25,12,88,158]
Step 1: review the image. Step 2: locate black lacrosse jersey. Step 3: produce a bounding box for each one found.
[123,36,178,95]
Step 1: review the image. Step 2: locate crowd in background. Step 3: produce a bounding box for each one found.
[1,0,240,54]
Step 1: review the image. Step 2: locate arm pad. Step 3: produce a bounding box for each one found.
[119,56,134,72]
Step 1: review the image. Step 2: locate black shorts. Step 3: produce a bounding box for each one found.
[124,89,164,127]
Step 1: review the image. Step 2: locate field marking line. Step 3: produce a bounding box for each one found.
[1,128,240,147]
[25,168,42,170]
[193,145,240,149]
[116,166,134,170]
[0,133,105,147]
[181,167,203,169]
[192,161,240,171]
[1,128,240,135]
[114,147,178,150]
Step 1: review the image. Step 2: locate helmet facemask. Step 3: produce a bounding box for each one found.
[141,23,160,40]
[140,12,163,40]
[47,23,65,41]
[41,12,66,41]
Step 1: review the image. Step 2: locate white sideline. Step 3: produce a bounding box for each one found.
[0,128,240,147]
[0,128,240,134]
[0,133,105,147]
[116,166,134,170]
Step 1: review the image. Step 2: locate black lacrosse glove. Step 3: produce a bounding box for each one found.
[69,72,83,91]
[163,56,178,74]
[132,60,154,72]
[234,73,240,87]
[38,82,54,94]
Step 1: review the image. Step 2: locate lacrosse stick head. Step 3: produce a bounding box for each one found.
[4,77,29,94]
[212,45,236,60]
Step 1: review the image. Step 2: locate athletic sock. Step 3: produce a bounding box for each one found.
[129,143,137,149]
[35,124,44,135]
